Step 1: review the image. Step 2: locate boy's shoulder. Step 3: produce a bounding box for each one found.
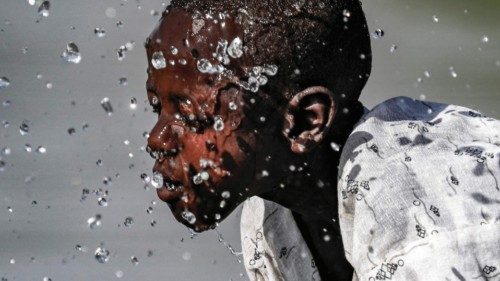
[350,96,499,147]
[337,96,500,280]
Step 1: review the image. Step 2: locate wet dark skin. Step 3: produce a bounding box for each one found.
[145,8,363,280]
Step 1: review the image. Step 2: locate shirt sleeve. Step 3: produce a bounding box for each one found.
[338,97,500,280]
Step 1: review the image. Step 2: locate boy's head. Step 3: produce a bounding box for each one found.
[145,0,371,232]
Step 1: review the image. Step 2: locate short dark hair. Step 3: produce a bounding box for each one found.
[168,0,372,106]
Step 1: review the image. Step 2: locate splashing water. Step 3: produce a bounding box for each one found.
[94,247,110,263]
[181,210,197,224]
[19,120,30,136]
[213,116,224,131]
[61,42,81,64]
[38,1,50,17]
[100,97,113,115]
[124,217,134,227]
[0,77,10,90]
[216,230,242,264]
[94,28,106,38]
[227,37,243,59]
[151,51,167,69]
[372,29,385,39]
[87,214,102,229]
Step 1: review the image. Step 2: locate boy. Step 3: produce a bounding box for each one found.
[144,0,500,280]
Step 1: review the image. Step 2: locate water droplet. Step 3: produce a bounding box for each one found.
[131,256,139,265]
[1,147,11,156]
[28,0,36,6]
[19,120,30,136]
[181,210,197,225]
[94,28,106,38]
[124,217,134,227]
[146,206,153,214]
[151,51,167,69]
[213,116,224,131]
[140,173,151,184]
[170,46,178,55]
[182,251,192,261]
[116,20,123,28]
[419,94,426,100]
[372,29,384,39]
[61,42,81,64]
[228,102,238,111]
[87,214,102,229]
[101,97,113,115]
[150,172,163,189]
[214,39,230,64]
[449,67,458,78]
[0,77,10,90]
[36,73,43,80]
[129,97,137,110]
[97,197,108,207]
[68,127,76,135]
[330,142,340,152]
[9,258,15,264]
[42,277,52,281]
[323,234,331,242]
[7,206,13,213]
[36,146,46,154]
[103,176,112,185]
[46,82,53,89]
[94,247,110,263]
[196,59,223,74]
[432,15,439,23]
[227,37,243,58]
[200,171,210,181]
[25,144,32,152]
[118,77,127,86]
[193,173,203,185]
[390,45,397,53]
[221,191,231,199]
[481,35,489,43]
[424,71,431,78]
[115,270,124,278]
[38,1,50,17]
[262,64,278,76]
[105,7,116,18]
[117,46,127,61]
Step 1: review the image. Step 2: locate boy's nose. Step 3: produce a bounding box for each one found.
[147,119,184,159]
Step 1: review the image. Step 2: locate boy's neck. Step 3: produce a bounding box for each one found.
[260,100,365,221]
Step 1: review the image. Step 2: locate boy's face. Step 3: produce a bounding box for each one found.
[145,9,278,232]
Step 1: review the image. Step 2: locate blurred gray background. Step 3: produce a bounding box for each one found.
[0,0,498,280]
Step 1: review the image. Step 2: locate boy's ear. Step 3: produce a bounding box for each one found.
[283,86,336,154]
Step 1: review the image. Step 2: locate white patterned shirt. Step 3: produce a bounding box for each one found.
[241,96,500,281]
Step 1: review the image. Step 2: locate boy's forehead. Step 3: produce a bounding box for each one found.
[146,8,244,62]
